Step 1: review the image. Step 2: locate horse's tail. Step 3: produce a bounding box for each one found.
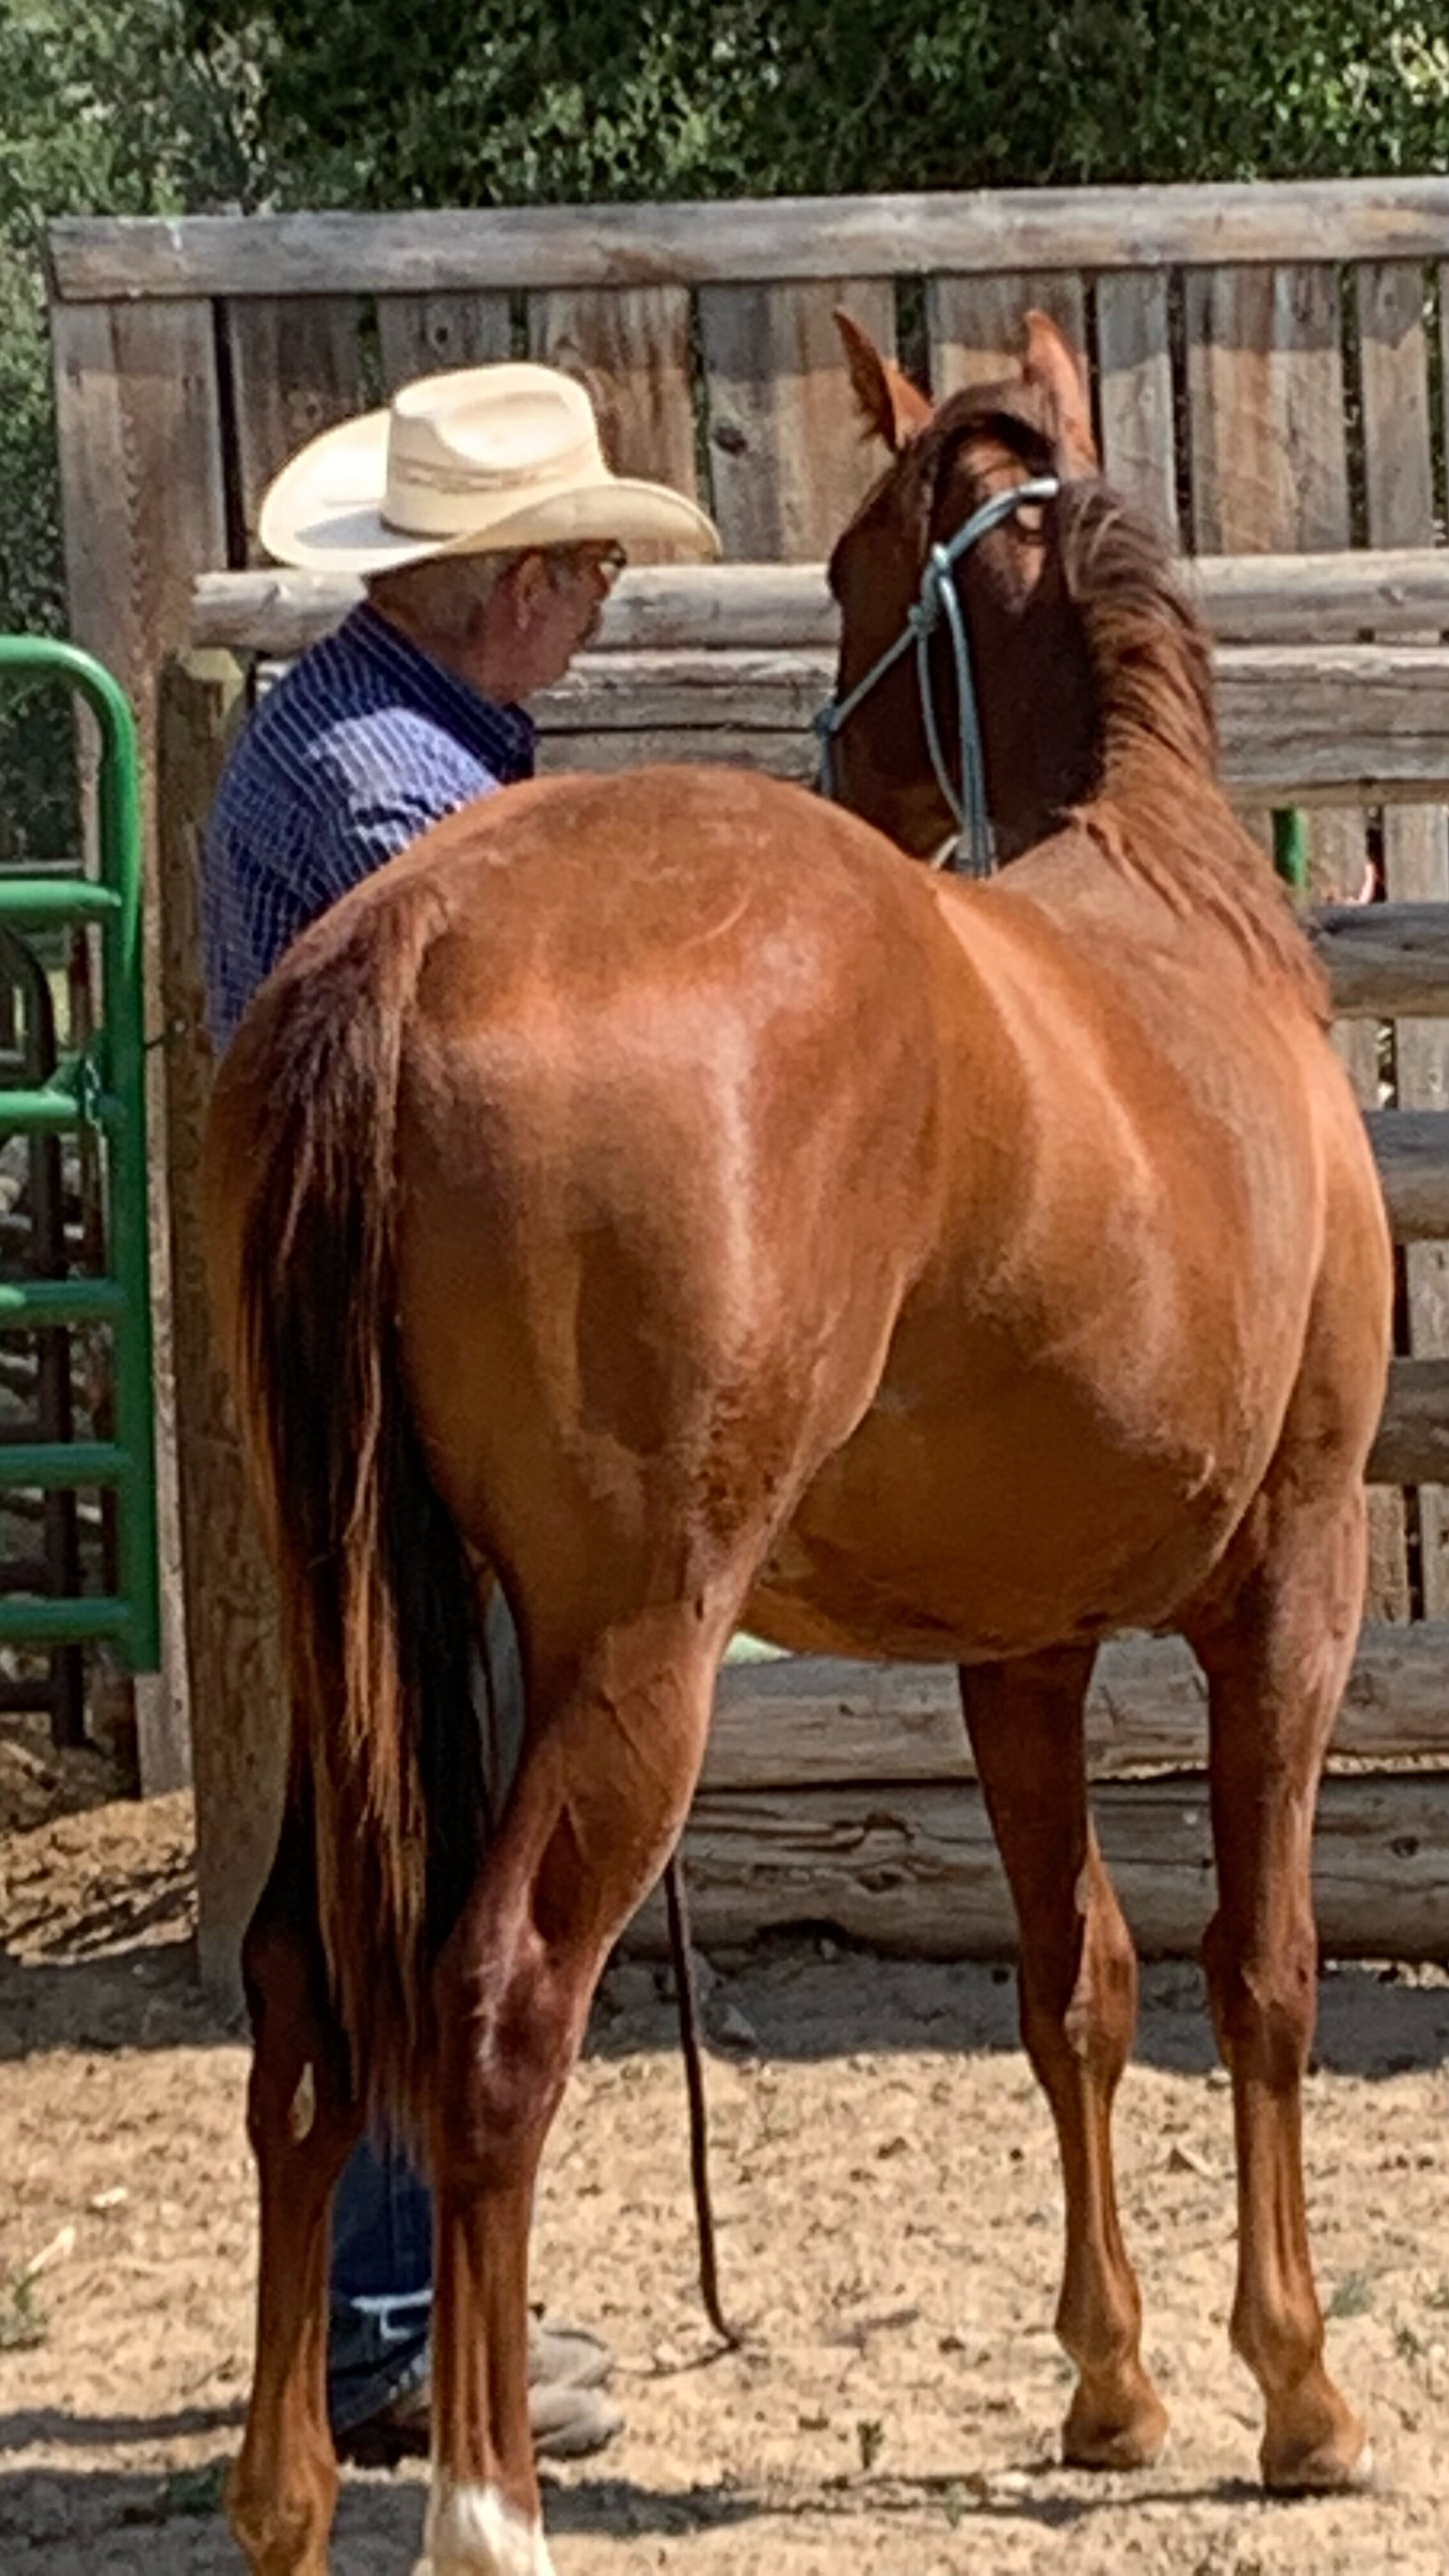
[208,886,488,2132]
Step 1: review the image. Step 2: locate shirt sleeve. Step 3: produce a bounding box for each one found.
[307,722,499,902]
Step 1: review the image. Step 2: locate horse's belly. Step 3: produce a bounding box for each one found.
[745,1381,1268,1662]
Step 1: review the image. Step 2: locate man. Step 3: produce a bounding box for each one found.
[203,359,721,2460]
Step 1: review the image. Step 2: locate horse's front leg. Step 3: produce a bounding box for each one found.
[228,1801,364,2576]
[418,1608,722,2576]
[1187,1482,1371,2492]
[961,1647,1169,2471]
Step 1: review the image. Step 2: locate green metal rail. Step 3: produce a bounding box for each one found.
[0,637,160,1671]
[1273,808,1309,899]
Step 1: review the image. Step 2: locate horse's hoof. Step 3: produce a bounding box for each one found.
[1262,2432,1376,2496]
[1062,2376,1170,2471]
[1260,2379,1374,2496]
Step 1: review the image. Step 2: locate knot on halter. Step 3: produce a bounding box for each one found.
[813,475,1061,875]
[907,556,953,644]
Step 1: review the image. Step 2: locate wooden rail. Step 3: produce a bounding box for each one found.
[192,550,1449,657]
[49,180,1449,301]
[632,1768,1449,1961]
[192,566,1449,812]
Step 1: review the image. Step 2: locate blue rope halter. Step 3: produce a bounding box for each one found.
[814,476,1061,877]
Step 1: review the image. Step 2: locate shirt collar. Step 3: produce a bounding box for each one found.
[347,600,537,780]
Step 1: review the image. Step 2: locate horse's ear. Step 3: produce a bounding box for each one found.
[1020,309,1098,473]
[834,308,933,452]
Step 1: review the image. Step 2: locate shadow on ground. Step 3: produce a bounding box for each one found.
[7,1926,1449,2081]
[0,2450,1312,2572]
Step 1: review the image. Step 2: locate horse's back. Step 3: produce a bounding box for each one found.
[379,769,957,1598]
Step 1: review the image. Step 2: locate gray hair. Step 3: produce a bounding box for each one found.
[365,544,594,648]
[364,549,522,647]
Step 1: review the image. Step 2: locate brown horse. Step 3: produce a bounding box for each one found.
[206,313,1390,2575]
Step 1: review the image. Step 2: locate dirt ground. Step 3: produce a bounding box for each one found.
[4,1721,1449,2575]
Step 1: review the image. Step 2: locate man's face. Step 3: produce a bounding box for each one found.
[491,542,625,700]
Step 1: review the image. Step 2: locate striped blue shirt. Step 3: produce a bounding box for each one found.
[202,601,536,1048]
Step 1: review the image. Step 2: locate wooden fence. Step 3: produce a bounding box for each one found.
[164,547,1449,1986]
[43,180,1449,1986]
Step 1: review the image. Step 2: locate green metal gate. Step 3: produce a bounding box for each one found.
[0,637,160,1673]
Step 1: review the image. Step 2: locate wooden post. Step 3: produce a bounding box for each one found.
[50,293,229,1790]
[1358,260,1449,1618]
[155,654,286,2004]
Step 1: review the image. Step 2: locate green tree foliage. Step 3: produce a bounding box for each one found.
[188,0,1449,207]
[0,0,265,860]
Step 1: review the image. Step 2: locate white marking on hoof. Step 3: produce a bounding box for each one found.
[418,2476,556,2576]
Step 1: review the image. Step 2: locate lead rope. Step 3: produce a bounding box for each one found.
[663,1848,740,2345]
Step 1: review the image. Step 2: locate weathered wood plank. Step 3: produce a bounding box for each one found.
[1094,270,1178,539]
[1191,547,1449,640]
[1370,1358,1449,1487]
[526,286,698,564]
[375,290,514,394]
[526,287,697,493]
[927,269,1086,399]
[54,301,228,709]
[1187,261,1394,1597]
[705,1620,1449,1788]
[156,657,286,2006]
[190,547,1449,661]
[535,726,816,783]
[51,296,229,1796]
[1366,1110,1449,1239]
[48,181,1449,302]
[698,279,896,559]
[1314,904,1449,1019]
[1359,260,1449,1613]
[1208,645,1449,805]
[537,646,828,729]
[225,296,368,557]
[1186,264,1372,898]
[627,1771,1449,1960]
[530,641,1449,807]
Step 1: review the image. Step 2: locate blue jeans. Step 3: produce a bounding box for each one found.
[326,1591,525,2432]
[328,2136,433,2432]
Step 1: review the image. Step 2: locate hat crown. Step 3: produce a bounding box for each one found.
[384,364,604,538]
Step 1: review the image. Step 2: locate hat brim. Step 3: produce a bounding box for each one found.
[258,404,721,572]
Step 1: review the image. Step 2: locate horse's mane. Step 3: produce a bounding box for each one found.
[1052,479,1326,1016]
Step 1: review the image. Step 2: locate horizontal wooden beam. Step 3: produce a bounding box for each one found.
[536,642,1449,806]
[191,548,1449,660]
[1364,1110,1449,1239]
[627,1770,1449,1960]
[192,572,1449,806]
[49,181,1449,302]
[1370,1358,1449,1487]
[1193,548,1449,641]
[1211,645,1449,805]
[1312,903,1449,1018]
[704,1616,1449,1790]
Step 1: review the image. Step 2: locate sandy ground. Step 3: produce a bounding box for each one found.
[4,1719,1449,2574]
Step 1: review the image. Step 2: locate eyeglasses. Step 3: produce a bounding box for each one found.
[541,540,627,596]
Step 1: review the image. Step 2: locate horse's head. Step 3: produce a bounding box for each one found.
[826,310,1101,862]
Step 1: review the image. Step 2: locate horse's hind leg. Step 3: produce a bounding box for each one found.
[962,1647,1168,2471]
[227,1796,363,2576]
[420,1600,728,2576]
[1187,1482,1370,2492]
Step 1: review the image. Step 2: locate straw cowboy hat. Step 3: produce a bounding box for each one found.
[259,360,721,572]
